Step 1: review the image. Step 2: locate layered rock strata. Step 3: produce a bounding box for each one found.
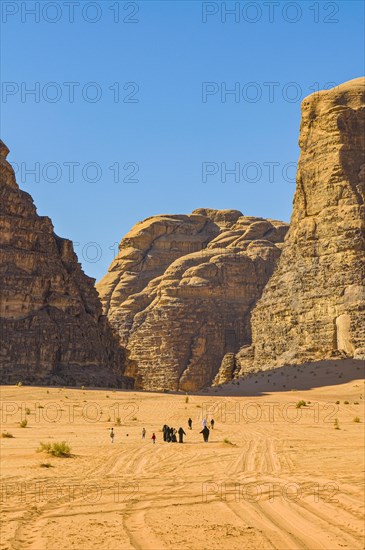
[250,77,365,368]
[97,210,288,390]
[0,140,132,388]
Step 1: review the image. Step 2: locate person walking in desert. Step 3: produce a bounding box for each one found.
[188,417,192,429]
[152,432,156,444]
[109,427,115,443]
[178,427,186,443]
[142,427,146,439]
[200,426,210,442]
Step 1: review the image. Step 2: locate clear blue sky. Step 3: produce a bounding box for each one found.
[1,1,364,280]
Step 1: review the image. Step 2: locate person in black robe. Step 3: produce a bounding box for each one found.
[200,426,210,442]
[210,418,215,429]
[171,428,177,443]
[162,424,168,442]
[188,418,192,430]
[178,427,186,443]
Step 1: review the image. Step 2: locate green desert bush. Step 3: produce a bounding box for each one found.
[37,441,71,457]
[20,419,28,428]
[2,432,14,438]
[51,442,71,457]
[353,417,360,423]
[296,400,307,409]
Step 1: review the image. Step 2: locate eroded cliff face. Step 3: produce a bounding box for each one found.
[97,210,288,390]
[0,140,132,388]
[250,77,365,369]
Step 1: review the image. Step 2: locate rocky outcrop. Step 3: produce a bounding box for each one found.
[0,140,133,388]
[250,78,365,368]
[97,210,288,390]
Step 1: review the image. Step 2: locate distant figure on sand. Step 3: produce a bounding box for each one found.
[188,418,192,430]
[110,427,115,443]
[210,419,215,429]
[152,432,156,444]
[162,424,168,441]
[200,426,210,442]
[178,427,186,443]
[202,418,207,428]
[142,428,146,439]
[171,428,177,443]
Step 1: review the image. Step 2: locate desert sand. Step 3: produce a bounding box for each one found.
[1,359,364,550]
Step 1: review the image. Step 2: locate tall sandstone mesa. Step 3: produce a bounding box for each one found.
[251,77,365,368]
[0,140,132,388]
[97,210,288,390]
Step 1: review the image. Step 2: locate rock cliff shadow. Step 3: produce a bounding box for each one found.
[199,358,364,397]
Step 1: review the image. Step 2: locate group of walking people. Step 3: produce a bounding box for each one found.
[109,417,215,444]
[162,424,186,443]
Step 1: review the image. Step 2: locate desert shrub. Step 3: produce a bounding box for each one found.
[51,442,71,457]
[2,432,14,438]
[40,462,53,468]
[185,396,189,403]
[353,417,360,423]
[132,417,138,421]
[37,441,71,457]
[344,401,349,405]
[335,401,340,405]
[20,419,27,428]
[223,438,234,445]
[107,416,111,422]
[354,402,359,405]
[296,400,306,409]
[115,417,122,426]
[334,418,340,430]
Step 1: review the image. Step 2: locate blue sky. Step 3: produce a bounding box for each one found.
[1,0,364,280]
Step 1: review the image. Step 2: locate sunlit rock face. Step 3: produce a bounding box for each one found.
[0,140,132,388]
[250,78,365,369]
[97,209,288,390]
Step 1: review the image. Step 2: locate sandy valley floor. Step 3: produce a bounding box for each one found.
[1,360,364,550]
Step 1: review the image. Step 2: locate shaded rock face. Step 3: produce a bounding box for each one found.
[251,78,365,368]
[97,210,288,390]
[0,140,132,388]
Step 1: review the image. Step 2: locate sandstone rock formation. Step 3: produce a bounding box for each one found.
[0,140,133,388]
[250,77,365,369]
[97,210,288,390]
